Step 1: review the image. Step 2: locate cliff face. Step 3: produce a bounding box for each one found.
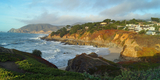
[8,24,59,34]
[44,30,160,61]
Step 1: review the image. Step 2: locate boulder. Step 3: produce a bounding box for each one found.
[88,52,98,58]
[0,47,14,54]
[66,53,121,76]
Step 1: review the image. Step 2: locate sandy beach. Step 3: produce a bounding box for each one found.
[100,47,122,61]
[59,47,122,70]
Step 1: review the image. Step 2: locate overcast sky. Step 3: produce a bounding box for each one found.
[0,0,160,31]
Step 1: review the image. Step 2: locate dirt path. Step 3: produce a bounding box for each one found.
[0,61,25,73]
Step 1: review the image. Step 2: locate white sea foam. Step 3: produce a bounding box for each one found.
[1,43,8,46]
[30,37,40,40]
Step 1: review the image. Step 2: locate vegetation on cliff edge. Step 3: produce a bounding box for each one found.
[1,49,160,79]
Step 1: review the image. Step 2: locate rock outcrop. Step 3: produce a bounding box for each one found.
[0,47,14,54]
[66,53,121,75]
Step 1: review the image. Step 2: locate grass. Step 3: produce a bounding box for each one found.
[118,61,160,71]
[0,50,85,80]
[0,52,23,62]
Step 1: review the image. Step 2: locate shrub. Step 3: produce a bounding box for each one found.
[114,68,160,80]
[32,49,42,57]
[125,27,129,31]
[138,30,146,34]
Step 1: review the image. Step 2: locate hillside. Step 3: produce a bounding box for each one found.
[8,24,60,34]
[43,18,160,61]
[0,47,87,80]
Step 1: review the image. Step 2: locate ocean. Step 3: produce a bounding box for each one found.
[0,32,109,68]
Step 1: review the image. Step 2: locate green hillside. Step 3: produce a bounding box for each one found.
[0,48,86,80]
[8,24,62,34]
[20,24,58,32]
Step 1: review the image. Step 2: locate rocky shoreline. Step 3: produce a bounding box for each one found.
[41,36,119,48]
[42,30,156,62]
[41,36,123,63]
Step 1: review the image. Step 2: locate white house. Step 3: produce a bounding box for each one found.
[85,26,89,30]
[146,30,156,35]
[100,22,107,26]
[126,24,155,34]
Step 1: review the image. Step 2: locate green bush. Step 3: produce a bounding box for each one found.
[32,49,42,57]
[125,27,129,31]
[138,30,146,34]
[114,68,160,80]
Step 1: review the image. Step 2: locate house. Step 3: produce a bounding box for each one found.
[67,28,70,31]
[157,23,160,26]
[126,24,133,26]
[156,31,160,35]
[126,24,140,32]
[85,26,89,30]
[152,21,160,26]
[134,25,141,32]
[128,26,135,31]
[146,30,156,35]
[100,22,107,26]
[126,24,155,33]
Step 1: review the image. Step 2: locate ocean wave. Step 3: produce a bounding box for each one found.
[0,43,9,46]
[30,37,40,40]
[54,49,60,53]
[43,55,55,60]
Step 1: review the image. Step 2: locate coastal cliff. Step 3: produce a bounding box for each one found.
[42,30,160,61]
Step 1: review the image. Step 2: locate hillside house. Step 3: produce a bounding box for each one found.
[85,26,89,30]
[100,22,107,26]
[157,23,160,26]
[152,21,160,26]
[126,24,139,31]
[126,24,155,33]
[146,30,156,35]
[67,28,70,31]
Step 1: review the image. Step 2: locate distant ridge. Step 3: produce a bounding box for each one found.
[8,24,61,34]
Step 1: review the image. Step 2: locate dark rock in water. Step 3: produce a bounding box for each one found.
[0,47,14,54]
[66,52,121,76]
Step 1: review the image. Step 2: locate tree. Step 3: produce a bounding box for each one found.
[116,21,120,25]
[138,30,146,34]
[32,49,42,57]
[103,19,111,24]
[66,25,71,28]
[69,24,82,34]
[60,27,67,37]
[151,17,160,23]
[111,20,116,23]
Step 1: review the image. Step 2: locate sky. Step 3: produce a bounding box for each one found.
[0,0,160,32]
